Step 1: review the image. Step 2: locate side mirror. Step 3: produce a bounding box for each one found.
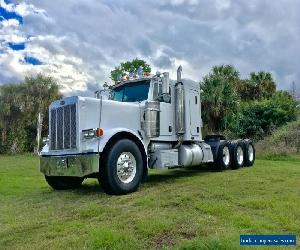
[159,93,171,103]
[95,88,110,99]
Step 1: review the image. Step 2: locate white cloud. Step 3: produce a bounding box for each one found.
[0,18,25,44]
[0,0,44,16]
[214,0,231,11]
[1,19,19,27]
[0,0,14,12]
[0,0,299,95]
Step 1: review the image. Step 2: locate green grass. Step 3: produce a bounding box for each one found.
[0,154,299,249]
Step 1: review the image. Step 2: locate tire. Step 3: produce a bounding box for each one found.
[45,176,84,190]
[99,139,143,195]
[230,140,245,169]
[243,139,255,167]
[214,141,231,171]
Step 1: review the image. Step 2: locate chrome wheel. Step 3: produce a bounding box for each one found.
[237,146,244,165]
[223,146,230,166]
[248,144,254,162]
[116,152,137,184]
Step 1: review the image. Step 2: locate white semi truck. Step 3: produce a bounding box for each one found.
[40,66,255,195]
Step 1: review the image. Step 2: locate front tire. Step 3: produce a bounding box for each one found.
[99,139,143,195]
[45,176,84,190]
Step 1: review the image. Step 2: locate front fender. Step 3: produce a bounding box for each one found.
[98,128,147,153]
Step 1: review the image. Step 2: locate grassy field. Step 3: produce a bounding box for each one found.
[0,154,299,249]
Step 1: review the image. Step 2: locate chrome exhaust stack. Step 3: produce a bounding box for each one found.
[174,66,185,148]
[175,66,185,135]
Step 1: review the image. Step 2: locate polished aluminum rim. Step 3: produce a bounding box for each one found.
[248,145,254,162]
[223,146,230,165]
[116,152,136,184]
[237,145,244,165]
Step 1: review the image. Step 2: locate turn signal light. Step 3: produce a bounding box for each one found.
[82,128,104,139]
[96,128,104,137]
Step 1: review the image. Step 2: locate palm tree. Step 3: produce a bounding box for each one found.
[200,65,240,132]
[249,71,276,100]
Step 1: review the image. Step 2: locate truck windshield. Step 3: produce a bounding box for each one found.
[111,80,150,102]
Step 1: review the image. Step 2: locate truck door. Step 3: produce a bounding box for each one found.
[189,89,201,136]
[151,77,173,136]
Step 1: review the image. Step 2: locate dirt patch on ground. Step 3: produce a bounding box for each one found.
[149,232,176,249]
[149,225,197,249]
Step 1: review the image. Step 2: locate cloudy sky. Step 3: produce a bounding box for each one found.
[0,0,299,96]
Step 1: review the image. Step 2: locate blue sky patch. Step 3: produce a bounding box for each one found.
[0,6,23,24]
[8,42,25,50]
[24,56,43,65]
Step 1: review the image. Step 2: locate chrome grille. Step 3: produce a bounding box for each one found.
[50,103,77,150]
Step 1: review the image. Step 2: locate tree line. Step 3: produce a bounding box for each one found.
[0,60,298,153]
[0,74,61,153]
[201,65,298,139]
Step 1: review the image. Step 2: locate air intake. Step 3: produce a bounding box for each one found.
[142,101,160,138]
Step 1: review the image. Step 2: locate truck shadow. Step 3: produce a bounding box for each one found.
[76,183,103,194]
[74,165,217,194]
[146,165,217,184]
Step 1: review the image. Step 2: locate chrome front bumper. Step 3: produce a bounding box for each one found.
[40,154,99,177]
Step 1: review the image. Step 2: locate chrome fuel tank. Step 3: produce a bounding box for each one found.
[179,144,203,167]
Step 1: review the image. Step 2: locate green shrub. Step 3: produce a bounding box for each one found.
[225,91,298,139]
[255,117,300,157]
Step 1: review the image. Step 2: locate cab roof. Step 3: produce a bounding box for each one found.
[112,77,152,89]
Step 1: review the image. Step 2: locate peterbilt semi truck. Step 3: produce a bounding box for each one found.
[40,66,255,195]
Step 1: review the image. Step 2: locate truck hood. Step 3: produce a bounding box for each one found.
[100,100,143,132]
[79,98,144,154]
[41,97,144,156]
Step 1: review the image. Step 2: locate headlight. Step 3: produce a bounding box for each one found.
[82,128,104,139]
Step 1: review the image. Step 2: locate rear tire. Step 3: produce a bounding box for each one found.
[45,176,84,190]
[230,140,245,169]
[214,141,231,171]
[243,139,255,167]
[99,139,143,195]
